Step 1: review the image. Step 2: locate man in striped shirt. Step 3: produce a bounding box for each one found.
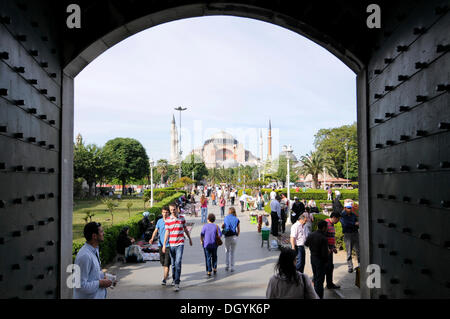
[162,203,193,291]
[325,213,341,289]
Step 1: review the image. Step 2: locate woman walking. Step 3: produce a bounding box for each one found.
[200,195,208,223]
[200,213,222,276]
[266,247,318,299]
[222,207,240,272]
[219,195,226,218]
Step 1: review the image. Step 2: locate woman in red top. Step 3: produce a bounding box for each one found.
[200,195,208,223]
[219,195,226,218]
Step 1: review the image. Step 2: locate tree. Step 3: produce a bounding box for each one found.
[102,198,118,225]
[298,151,337,189]
[275,155,298,186]
[102,138,150,194]
[156,159,168,184]
[74,142,112,196]
[126,201,133,218]
[314,122,358,180]
[182,154,208,181]
[173,177,195,188]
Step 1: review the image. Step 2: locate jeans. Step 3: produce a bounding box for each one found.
[311,255,326,299]
[212,199,216,205]
[225,236,238,269]
[257,202,262,210]
[201,207,208,223]
[295,245,306,273]
[169,245,184,285]
[220,206,225,217]
[240,201,245,212]
[203,246,218,273]
[344,232,360,270]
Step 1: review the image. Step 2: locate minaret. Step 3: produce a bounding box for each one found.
[170,115,179,165]
[267,119,272,161]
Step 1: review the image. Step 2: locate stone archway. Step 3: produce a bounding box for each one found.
[0,0,448,299]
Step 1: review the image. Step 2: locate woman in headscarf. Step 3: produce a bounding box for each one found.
[116,226,135,255]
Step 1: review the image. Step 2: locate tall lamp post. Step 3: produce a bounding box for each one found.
[174,106,187,179]
[149,158,154,208]
[345,141,349,188]
[282,144,293,201]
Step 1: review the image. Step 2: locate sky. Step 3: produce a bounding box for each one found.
[74,16,356,162]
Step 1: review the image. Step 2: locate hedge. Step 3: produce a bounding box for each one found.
[260,188,359,201]
[72,192,185,265]
[143,188,186,199]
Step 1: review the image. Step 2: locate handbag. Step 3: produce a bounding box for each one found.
[215,225,223,246]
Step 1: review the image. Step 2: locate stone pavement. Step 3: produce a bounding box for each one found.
[105,200,360,299]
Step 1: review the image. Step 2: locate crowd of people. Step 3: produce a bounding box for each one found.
[73,184,360,299]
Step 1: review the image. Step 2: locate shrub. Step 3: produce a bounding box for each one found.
[72,192,185,266]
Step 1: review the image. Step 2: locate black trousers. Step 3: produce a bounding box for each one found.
[311,255,326,299]
[231,197,235,205]
[325,250,334,286]
[280,209,287,233]
[271,212,279,236]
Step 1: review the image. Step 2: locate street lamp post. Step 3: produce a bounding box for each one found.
[149,158,154,207]
[174,106,187,179]
[345,142,349,188]
[282,145,293,201]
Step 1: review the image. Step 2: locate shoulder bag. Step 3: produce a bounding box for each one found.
[215,225,223,246]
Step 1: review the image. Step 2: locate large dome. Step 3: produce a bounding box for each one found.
[204,130,238,146]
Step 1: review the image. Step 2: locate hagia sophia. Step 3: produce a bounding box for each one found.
[169,116,295,169]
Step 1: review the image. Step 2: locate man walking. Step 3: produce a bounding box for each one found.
[162,204,193,291]
[270,195,281,237]
[290,214,309,273]
[290,196,305,224]
[270,188,277,200]
[149,207,171,285]
[239,192,248,212]
[325,212,341,289]
[74,222,112,299]
[230,189,236,206]
[305,220,329,299]
[340,202,360,273]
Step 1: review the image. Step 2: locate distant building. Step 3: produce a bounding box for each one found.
[190,130,260,169]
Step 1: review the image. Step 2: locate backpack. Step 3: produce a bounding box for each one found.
[125,245,144,263]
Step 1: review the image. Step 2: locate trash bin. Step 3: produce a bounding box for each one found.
[261,227,270,249]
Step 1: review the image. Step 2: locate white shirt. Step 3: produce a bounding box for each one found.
[73,243,107,299]
[290,221,309,246]
[270,191,276,200]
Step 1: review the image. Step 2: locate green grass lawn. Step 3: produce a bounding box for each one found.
[73,197,148,244]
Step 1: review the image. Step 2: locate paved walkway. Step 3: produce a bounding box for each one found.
[105,200,360,299]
